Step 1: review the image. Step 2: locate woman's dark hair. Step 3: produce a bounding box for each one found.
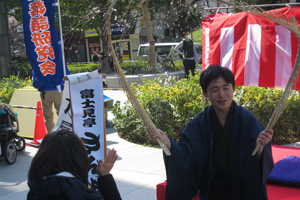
[200,65,235,94]
[99,52,105,56]
[28,129,89,183]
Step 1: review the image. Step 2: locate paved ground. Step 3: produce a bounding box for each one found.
[0,128,166,200]
[0,90,166,200]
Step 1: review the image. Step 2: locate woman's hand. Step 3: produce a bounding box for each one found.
[96,149,118,176]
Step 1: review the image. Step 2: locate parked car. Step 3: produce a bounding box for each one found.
[137,42,180,62]
[137,42,202,64]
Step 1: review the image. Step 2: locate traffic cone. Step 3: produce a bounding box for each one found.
[29,101,46,147]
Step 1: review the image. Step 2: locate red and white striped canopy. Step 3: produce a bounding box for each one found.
[202,6,300,90]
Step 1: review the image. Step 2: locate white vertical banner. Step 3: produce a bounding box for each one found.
[244,24,261,86]
[53,79,72,131]
[68,70,105,189]
[204,28,210,68]
[220,26,234,71]
[275,25,292,89]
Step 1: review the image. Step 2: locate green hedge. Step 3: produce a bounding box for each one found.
[121,60,184,74]
[112,72,300,146]
[112,73,208,146]
[67,61,184,75]
[67,63,98,74]
[235,86,300,144]
[118,61,148,75]
[0,76,32,104]
[6,60,183,76]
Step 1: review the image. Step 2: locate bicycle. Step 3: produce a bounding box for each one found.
[8,61,30,78]
[155,53,175,72]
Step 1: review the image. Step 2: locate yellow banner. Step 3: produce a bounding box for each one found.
[122,54,130,61]
[85,29,99,37]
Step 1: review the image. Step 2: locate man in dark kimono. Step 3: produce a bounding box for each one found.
[148,65,274,200]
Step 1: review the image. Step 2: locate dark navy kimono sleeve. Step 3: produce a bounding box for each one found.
[164,108,211,200]
[231,107,274,200]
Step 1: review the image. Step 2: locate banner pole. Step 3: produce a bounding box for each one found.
[55,0,67,77]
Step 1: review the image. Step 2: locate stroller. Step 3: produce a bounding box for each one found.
[0,103,26,165]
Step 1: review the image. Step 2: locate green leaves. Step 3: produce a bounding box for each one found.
[113,74,300,147]
[112,72,206,146]
[0,76,31,104]
[67,63,98,74]
[235,86,300,144]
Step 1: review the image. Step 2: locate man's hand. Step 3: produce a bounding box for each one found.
[147,128,171,150]
[96,149,118,177]
[257,129,274,146]
[256,129,274,158]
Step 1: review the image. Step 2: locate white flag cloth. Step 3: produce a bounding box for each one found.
[54,70,105,188]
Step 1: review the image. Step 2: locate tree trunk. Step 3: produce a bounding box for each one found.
[97,27,109,56]
[141,0,155,73]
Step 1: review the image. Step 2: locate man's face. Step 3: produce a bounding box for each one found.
[184,32,190,39]
[203,77,235,114]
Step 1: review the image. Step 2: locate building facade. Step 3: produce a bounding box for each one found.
[0,1,11,79]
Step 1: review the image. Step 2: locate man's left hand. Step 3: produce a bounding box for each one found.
[257,129,274,147]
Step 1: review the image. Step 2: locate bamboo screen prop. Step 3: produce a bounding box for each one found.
[218,0,300,156]
[105,2,171,156]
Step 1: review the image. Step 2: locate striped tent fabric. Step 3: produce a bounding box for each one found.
[202,6,300,90]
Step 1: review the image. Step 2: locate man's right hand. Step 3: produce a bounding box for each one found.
[147,128,171,150]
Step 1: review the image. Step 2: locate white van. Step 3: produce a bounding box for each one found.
[137,42,180,62]
[137,42,202,63]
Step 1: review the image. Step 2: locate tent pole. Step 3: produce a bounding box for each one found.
[203,2,300,11]
[201,2,300,59]
[54,0,67,77]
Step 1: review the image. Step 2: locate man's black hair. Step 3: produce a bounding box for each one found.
[200,65,235,94]
[183,32,190,37]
